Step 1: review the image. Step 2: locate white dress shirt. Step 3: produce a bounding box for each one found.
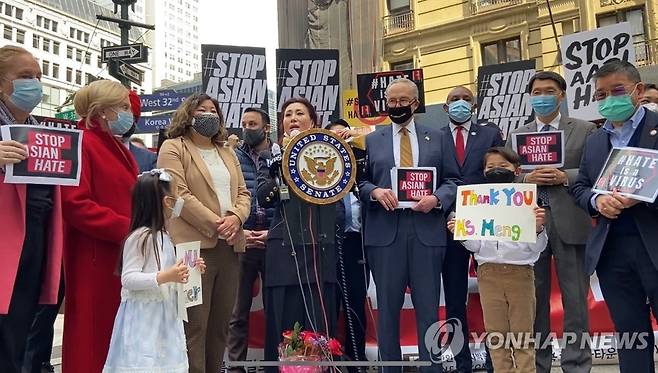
[448,121,472,147]
[461,230,548,266]
[392,119,419,167]
[536,113,561,132]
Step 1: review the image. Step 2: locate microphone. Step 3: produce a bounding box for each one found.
[269,143,290,200]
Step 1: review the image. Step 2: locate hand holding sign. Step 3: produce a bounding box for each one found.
[525,167,567,186]
[0,140,28,166]
[411,194,439,214]
[157,259,190,284]
[372,188,398,211]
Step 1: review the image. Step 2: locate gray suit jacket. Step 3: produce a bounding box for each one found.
[359,121,460,247]
[506,115,597,245]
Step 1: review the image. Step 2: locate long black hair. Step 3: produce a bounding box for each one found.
[116,170,173,274]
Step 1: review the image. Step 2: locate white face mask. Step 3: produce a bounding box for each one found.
[168,197,184,218]
[643,102,658,113]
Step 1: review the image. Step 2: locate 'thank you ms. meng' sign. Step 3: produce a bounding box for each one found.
[454,183,538,243]
[1,125,83,186]
[593,147,658,203]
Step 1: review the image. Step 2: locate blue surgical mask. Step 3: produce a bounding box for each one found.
[530,95,559,116]
[8,78,43,112]
[109,110,134,136]
[447,100,473,124]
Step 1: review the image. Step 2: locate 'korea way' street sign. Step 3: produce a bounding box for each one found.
[141,90,188,112]
[109,60,143,86]
[137,114,172,134]
[102,43,148,64]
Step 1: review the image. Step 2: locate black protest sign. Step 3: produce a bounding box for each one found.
[34,116,78,130]
[202,45,269,133]
[511,131,565,170]
[593,147,658,203]
[276,49,340,127]
[476,60,536,140]
[561,22,636,121]
[393,167,436,209]
[356,69,426,117]
[0,125,83,186]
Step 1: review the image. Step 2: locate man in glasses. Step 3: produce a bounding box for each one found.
[359,78,459,373]
[572,60,658,373]
[507,71,596,373]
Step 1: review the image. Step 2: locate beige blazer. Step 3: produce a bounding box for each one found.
[158,136,251,251]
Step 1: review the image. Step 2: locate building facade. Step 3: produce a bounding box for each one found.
[382,0,658,105]
[0,0,153,117]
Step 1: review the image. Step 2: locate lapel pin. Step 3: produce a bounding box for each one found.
[425,136,430,141]
[651,129,657,136]
[471,132,477,136]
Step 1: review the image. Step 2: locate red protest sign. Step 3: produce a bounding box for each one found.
[1,125,83,186]
[392,167,436,208]
[511,130,565,170]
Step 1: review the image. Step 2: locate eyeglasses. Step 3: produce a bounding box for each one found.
[593,84,637,101]
[386,97,416,107]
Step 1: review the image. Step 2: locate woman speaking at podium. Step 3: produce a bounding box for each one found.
[257,97,344,370]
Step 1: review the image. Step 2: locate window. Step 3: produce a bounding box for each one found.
[66,67,72,83]
[83,32,89,44]
[84,52,90,65]
[42,38,50,52]
[391,59,414,70]
[52,21,58,32]
[4,4,12,16]
[387,0,410,14]
[598,7,647,62]
[33,35,39,48]
[86,73,94,85]
[67,46,73,59]
[481,37,521,65]
[76,30,82,41]
[15,7,22,20]
[75,70,82,85]
[98,57,103,68]
[37,15,43,27]
[16,29,24,44]
[53,41,59,55]
[44,18,50,30]
[70,28,75,39]
[52,63,59,79]
[76,50,82,62]
[3,25,11,40]
[42,60,49,76]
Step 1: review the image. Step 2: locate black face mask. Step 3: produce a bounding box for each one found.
[388,104,414,124]
[121,123,137,139]
[243,128,266,147]
[484,168,516,183]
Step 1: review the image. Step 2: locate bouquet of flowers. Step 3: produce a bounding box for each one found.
[278,322,343,373]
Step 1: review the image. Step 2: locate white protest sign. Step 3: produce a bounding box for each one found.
[453,183,537,243]
[561,22,636,121]
[176,241,202,322]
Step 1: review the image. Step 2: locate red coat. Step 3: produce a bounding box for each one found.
[61,120,137,373]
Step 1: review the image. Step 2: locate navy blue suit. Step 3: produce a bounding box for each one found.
[359,121,459,373]
[129,143,157,173]
[440,122,503,373]
[571,108,658,373]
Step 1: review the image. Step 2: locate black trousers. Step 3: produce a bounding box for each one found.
[597,234,658,373]
[22,275,64,373]
[0,209,48,373]
[443,238,472,373]
[336,231,369,373]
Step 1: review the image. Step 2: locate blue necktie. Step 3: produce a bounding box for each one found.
[538,125,552,206]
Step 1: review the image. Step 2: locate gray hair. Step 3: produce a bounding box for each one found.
[385,77,419,99]
[594,60,641,83]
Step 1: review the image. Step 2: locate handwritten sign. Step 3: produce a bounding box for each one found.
[391,167,436,209]
[593,147,658,203]
[1,125,82,186]
[454,183,537,243]
[176,241,202,322]
[561,22,636,121]
[511,130,564,170]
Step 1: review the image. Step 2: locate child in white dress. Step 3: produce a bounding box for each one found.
[104,169,205,373]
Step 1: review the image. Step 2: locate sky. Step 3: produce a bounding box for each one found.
[199,0,279,89]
